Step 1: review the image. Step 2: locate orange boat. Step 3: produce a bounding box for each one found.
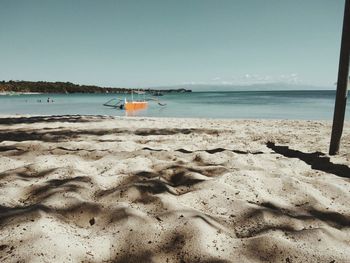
[124,99,148,111]
[103,90,166,111]
[124,91,148,111]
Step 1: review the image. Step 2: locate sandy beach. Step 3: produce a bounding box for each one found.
[0,115,349,263]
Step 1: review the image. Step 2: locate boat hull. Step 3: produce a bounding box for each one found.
[125,101,148,111]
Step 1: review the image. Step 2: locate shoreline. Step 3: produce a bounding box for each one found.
[0,113,342,122]
[0,92,43,95]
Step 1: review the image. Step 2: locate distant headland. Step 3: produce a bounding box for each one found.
[0,81,192,94]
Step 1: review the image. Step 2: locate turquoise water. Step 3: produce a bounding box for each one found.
[0,90,349,120]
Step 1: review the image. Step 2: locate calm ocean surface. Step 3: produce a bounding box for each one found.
[0,90,349,120]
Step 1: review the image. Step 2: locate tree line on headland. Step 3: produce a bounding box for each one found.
[0,81,192,94]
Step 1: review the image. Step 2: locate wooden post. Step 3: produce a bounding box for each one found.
[329,0,350,155]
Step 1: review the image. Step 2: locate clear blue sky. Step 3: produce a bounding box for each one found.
[0,0,345,88]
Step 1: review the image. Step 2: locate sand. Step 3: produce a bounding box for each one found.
[0,115,349,263]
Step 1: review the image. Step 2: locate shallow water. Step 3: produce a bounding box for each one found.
[0,90,349,120]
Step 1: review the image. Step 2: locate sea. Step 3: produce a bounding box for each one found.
[0,90,349,120]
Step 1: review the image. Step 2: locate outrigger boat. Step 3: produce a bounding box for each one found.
[103,90,166,110]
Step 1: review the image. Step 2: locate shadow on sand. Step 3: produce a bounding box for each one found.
[0,128,222,143]
[266,142,350,179]
[0,115,114,125]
